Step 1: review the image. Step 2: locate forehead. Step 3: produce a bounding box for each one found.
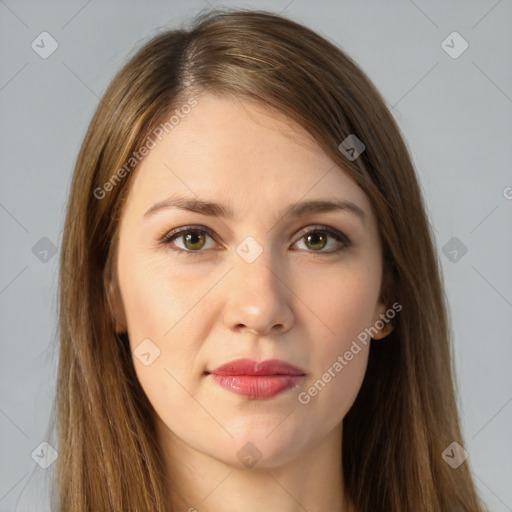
[123,93,372,219]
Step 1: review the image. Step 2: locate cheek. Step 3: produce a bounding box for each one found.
[294,266,378,417]
[301,262,382,346]
[120,252,196,343]
[120,267,204,433]
[118,258,224,457]
[118,256,203,393]
[298,331,370,431]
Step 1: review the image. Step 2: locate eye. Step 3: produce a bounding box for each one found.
[160,225,352,256]
[292,225,351,254]
[160,226,219,256]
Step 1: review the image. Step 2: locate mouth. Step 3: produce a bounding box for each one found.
[206,358,306,399]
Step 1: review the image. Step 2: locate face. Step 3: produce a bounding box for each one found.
[109,93,391,470]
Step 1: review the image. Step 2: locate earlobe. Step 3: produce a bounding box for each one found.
[372,320,394,340]
[372,302,395,340]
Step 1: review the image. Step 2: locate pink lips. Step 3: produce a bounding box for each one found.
[207,358,305,399]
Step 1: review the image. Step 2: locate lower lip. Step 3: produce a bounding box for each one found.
[209,374,304,399]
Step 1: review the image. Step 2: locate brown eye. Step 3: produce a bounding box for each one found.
[304,232,328,251]
[293,226,351,254]
[161,227,217,256]
[161,225,351,257]
[181,231,207,250]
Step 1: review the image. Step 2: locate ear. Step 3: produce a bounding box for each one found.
[371,300,394,341]
[106,277,128,334]
[371,260,397,340]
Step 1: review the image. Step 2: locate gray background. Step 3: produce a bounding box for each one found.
[1,0,511,510]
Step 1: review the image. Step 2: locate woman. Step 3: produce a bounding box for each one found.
[49,8,486,511]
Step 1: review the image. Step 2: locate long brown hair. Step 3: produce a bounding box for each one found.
[46,7,486,511]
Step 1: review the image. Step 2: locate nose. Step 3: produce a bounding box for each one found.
[222,245,294,336]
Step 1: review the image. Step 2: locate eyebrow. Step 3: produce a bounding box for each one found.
[143,195,366,224]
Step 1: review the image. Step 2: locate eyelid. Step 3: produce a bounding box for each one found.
[293,225,352,247]
[159,225,223,251]
[159,224,352,255]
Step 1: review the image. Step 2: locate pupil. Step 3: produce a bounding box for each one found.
[185,232,204,249]
[307,233,326,250]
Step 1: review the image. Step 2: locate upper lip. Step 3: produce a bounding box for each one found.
[208,358,305,376]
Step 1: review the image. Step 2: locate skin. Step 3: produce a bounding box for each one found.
[108,93,392,512]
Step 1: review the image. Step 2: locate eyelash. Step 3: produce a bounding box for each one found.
[159,225,352,257]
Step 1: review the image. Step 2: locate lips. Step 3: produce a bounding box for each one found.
[207,358,305,399]
[210,358,305,376]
